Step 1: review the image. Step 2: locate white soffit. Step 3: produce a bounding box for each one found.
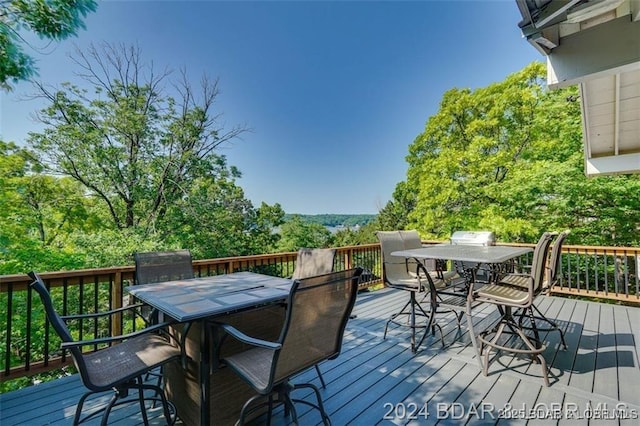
[517,0,640,175]
[581,68,640,175]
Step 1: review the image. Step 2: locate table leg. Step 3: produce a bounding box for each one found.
[465,299,483,369]
[200,319,210,425]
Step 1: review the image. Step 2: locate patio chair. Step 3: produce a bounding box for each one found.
[377,230,452,353]
[213,268,363,425]
[134,249,194,324]
[134,250,194,390]
[28,271,181,425]
[291,248,336,280]
[500,230,570,348]
[290,247,337,387]
[545,230,570,294]
[134,249,194,284]
[400,230,458,284]
[399,230,438,279]
[474,232,556,386]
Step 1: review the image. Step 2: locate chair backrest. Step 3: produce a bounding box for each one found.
[134,250,194,284]
[273,268,362,383]
[530,232,556,295]
[547,230,570,290]
[399,230,422,248]
[27,272,90,385]
[377,231,412,285]
[400,230,437,275]
[291,248,336,280]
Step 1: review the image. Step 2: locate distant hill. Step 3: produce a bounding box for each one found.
[284,214,376,227]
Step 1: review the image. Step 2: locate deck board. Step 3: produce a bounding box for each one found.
[593,304,620,400]
[500,380,540,425]
[613,305,640,406]
[1,288,639,425]
[568,301,600,393]
[553,297,587,387]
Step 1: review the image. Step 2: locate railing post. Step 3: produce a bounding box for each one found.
[112,272,123,336]
[344,249,352,270]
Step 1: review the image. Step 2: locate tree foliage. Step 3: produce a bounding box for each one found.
[29,43,248,232]
[374,181,415,232]
[0,43,285,274]
[382,62,640,246]
[0,141,92,273]
[0,0,97,90]
[277,215,332,252]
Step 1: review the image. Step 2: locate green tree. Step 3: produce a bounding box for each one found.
[393,61,640,246]
[28,43,246,228]
[247,202,285,254]
[405,62,552,240]
[277,215,332,252]
[374,181,415,231]
[19,42,283,264]
[331,222,377,246]
[0,141,92,273]
[159,174,284,259]
[0,0,97,90]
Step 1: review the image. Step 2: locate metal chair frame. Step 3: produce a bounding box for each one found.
[28,271,181,425]
[133,249,195,394]
[475,232,556,386]
[214,268,363,425]
[516,230,570,349]
[290,247,337,388]
[377,230,457,353]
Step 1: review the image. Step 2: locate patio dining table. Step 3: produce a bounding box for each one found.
[126,272,293,426]
[392,244,533,271]
[390,244,533,365]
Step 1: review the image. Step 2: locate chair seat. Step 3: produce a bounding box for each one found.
[224,347,275,393]
[84,334,181,390]
[439,270,459,282]
[498,273,530,289]
[476,283,529,305]
[387,277,423,290]
[29,271,181,425]
[437,291,471,309]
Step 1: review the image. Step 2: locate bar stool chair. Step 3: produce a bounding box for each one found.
[475,232,555,386]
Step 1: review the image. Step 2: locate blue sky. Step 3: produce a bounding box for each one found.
[1,1,542,214]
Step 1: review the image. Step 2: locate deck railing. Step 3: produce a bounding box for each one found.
[553,243,640,303]
[0,241,638,384]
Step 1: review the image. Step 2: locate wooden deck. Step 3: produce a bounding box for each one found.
[2,288,639,425]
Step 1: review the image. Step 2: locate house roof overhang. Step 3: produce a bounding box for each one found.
[515,0,640,176]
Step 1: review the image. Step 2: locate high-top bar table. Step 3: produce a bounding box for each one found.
[390,244,533,365]
[392,244,532,268]
[126,272,292,426]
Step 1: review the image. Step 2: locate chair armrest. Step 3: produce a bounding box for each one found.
[60,321,176,349]
[61,303,146,321]
[213,322,281,350]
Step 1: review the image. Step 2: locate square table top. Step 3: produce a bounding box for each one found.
[391,244,533,264]
[125,271,292,322]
